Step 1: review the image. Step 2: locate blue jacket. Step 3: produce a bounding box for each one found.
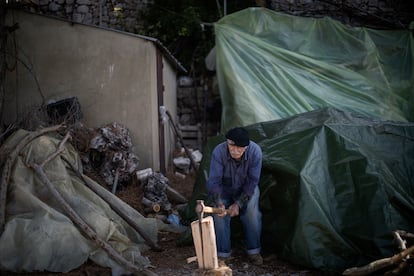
[206,140,262,207]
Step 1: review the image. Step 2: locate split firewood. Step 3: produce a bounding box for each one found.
[0,124,64,234]
[29,132,157,276]
[186,256,197,263]
[342,245,414,275]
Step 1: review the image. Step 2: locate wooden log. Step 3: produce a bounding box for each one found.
[342,245,414,275]
[191,216,218,270]
[396,230,414,241]
[141,197,161,213]
[384,261,408,276]
[186,256,197,263]
[187,256,232,275]
[393,231,407,251]
[196,265,232,276]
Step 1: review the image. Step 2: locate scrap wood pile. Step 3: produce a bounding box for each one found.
[343,230,414,276]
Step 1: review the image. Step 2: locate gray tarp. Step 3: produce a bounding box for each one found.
[215,8,414,131]
[186,107,414,272]
[0,129,160,275]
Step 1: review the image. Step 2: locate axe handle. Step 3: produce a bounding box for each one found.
[203,206,228,215]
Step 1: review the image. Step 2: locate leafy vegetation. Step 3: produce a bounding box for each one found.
[138,0,257,75]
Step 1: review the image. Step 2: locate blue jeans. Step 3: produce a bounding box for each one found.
[213,186,262,257]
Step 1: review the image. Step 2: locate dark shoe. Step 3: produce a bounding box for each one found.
[248,253,263,265]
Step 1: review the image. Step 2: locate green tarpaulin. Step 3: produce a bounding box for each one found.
[187,107,414,272]
[185,8,414,272]
[215,8,414,131]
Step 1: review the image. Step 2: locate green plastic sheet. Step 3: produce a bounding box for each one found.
[186,107,414,272]
[215,8,414,131]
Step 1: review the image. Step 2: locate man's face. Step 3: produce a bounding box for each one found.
[227,139,247,160]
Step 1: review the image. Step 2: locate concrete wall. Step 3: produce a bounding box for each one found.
[4,10,178,171]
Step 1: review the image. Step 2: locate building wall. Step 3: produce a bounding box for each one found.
[4,10,177,171]
[162,57,178,166]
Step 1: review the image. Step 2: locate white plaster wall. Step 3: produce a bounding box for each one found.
[4,10,178,171]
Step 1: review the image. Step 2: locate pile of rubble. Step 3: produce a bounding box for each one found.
[75,122,140,192]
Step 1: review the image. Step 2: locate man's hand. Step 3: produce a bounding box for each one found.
[228,203,239,217]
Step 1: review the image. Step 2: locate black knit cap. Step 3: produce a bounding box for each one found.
[225,127,250,147]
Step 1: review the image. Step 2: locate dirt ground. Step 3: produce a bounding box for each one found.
[98,167,323,276]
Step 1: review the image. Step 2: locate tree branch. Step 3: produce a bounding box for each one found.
[343,245,414,275]
[61,156,162,252]
[0,124,63,233]
[27,132,157,275]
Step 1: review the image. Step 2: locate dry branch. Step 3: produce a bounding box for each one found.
[28,132,157,275]
[343,245,414,275]
[396,230,414,241]
[384,261,409,276]
[0,124,63,233]
[62,156,162,252]
[393,231,407,251]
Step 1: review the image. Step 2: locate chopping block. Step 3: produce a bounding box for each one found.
[190,215,232,275]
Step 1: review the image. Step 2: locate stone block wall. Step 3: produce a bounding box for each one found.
[269,0,413,29]
[19,0,413,37]
[24,0,151,33]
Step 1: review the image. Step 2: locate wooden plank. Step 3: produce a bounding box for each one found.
[191,216,218,270]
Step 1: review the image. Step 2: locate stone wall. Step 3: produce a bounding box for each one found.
[25,0,151,33]
[176,76,221,149]
[20,0,413,37]
[269,0,413,29]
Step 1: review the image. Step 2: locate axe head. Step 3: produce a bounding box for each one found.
[195,200,205,219]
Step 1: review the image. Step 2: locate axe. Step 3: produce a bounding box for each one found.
[195,199,228,218]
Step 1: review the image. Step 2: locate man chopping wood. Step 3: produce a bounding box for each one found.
[206,127,263,265]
